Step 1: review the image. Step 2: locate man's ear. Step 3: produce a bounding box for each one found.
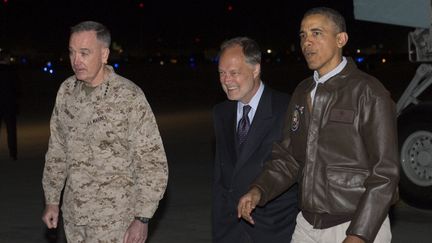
[253,63,261,79]
[102,47,110,64]
[336,32,348,48]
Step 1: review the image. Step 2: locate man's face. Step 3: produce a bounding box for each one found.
[218,46,260,104]
[69,30,109,86]
[300,14,346,76]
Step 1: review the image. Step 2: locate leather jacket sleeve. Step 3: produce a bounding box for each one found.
[253,109,300,206]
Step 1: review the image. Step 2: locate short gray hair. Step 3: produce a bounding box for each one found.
[70,21,111,48]
[219,37,261,65]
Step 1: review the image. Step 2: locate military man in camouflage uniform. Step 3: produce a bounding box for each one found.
[42,21,168,243]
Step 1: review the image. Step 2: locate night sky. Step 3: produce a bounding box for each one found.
[0,0,413,58]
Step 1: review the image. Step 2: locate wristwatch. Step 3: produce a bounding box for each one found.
[134,216,150,224]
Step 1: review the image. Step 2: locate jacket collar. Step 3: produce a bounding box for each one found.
[303,57,357,95]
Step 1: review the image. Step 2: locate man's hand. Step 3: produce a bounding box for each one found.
[343,235,365,243]
[42,204,59,229]
[237,187,262,225]
[123,219,148,243]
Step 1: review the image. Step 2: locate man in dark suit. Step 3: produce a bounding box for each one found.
[212,37,298,243]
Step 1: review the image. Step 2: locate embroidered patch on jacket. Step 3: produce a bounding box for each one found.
[291,106,301,131]
[329,108,355,124]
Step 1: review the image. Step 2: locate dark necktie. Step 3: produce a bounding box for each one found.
[237,105,251,145]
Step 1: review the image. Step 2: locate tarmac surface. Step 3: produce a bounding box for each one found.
[1,108,432,243]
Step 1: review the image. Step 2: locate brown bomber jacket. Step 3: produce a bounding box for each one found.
[253,58,399,242]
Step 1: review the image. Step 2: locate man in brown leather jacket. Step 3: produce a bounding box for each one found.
[237,7,399,243]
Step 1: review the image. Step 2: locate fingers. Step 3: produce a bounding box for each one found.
[123,231,129,243]
[42,214,57,228]
[237,195,256,225]
[42,208,58,229]
[124,234,144,243]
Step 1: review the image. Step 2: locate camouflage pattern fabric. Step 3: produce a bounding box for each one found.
[63,218,130,243]
[42,65,168,226]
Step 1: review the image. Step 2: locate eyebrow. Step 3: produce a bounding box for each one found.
[310,27,323,32]
[300,26,323,33]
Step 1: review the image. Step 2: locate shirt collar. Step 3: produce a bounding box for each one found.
[237,81,264,122]
[313,56,347,84]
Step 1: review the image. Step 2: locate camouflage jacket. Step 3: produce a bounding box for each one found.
[42,66,168,225]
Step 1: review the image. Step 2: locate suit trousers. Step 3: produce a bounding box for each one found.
[64,219,130,243]
[291,212,391,243]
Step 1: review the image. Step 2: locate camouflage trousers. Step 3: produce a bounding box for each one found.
[64,219,130,243]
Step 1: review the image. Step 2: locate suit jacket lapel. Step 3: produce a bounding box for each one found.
[235,87,274,173]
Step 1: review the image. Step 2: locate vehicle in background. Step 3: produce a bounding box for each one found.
[354,0,432,209]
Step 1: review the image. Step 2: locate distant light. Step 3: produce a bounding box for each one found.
[227,4,233,12]
[47,61,52,67]
[267,49,272,54]
[356,49,361,54]
[159,61,164,66]
[49,69,54,74]
[20,57,28,64]
[355,57,365,63]
[3,0,8,4]
[382,58,386,63]
[9,57,15,63]
[113,63,119,69]
[138,2,144,8]
[170,59,178,64]
[43,67,48,72]
[189,57,195,62]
